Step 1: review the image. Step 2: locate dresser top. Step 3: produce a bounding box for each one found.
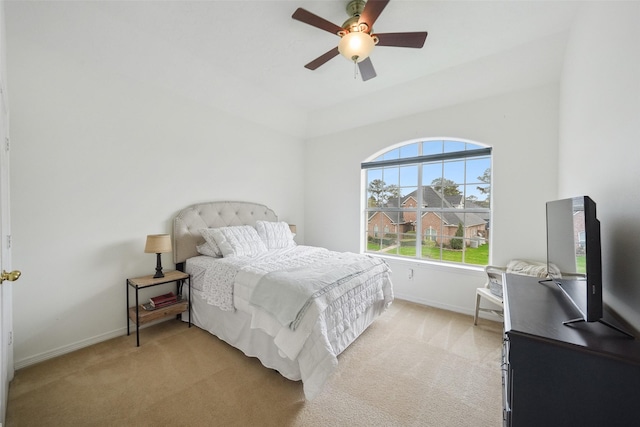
[504,273,640,365]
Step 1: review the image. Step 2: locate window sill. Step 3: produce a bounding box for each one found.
[365,252,485,274]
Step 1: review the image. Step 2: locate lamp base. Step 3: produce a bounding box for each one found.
[153,253,165,278]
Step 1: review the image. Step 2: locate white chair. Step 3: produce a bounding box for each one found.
[474,265,506,325]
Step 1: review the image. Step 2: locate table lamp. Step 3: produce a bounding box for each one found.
[144,234,172,278]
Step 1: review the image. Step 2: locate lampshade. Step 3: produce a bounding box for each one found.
[338,30,375,63]
[288,224,297,234]
[144,234,172,254]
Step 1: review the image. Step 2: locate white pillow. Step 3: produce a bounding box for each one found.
[196,242,220,258]
[506,259,556,278]
[255,220,296,250]
[198,229,223,257]
[203,225,267,257]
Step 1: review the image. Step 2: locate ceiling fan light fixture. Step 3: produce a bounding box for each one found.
[338,31,375,63]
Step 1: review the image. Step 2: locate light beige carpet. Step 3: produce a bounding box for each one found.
[6,300,503,426]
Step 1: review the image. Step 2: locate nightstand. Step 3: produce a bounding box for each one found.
[126,270,191,346]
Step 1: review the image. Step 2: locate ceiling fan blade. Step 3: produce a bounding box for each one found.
[358,0,390,29]
[304,47,340,70]
[292,8,344,36]
[358,57,377,81]
[375,32,428,48]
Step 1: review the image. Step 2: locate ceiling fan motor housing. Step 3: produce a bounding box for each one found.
[346,0,366,18]
[343,0,368,31]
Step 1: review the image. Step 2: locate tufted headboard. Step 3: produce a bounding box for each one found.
[173,201,278,266]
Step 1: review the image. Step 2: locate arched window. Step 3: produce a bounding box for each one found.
[363,139,491,266]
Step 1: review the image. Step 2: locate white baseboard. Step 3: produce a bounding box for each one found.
[14,316,185,370]
[14,327,126,370]
[14,296,499,371]
[393,293,503,322]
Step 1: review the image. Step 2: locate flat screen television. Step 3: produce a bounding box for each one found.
[546,196,633,337]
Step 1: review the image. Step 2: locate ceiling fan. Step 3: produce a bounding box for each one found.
[292,0,428,81]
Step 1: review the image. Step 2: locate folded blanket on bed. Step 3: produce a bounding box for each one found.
[249,255,386,330]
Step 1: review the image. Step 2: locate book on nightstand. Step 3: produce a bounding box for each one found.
[141,298,184,311]
[141,302,155,311]
[150,292,178,308]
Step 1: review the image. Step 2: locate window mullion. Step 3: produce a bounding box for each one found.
[416,163,423,259]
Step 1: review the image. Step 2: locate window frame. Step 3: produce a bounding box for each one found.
[362,138,492,267]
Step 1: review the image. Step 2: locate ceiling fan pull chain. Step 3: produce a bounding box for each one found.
[353,59,359,79]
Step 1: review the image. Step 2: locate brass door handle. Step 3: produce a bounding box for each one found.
[1,270,21,283]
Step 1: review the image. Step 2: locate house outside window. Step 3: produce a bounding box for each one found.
[363,139,492,266]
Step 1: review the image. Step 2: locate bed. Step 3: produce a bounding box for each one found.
[173,201,393,399]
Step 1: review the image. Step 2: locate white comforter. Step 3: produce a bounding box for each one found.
[186,246,393,398]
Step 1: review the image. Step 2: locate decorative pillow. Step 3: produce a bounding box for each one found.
[196,242,220,258]
[202,225,267,258]
[255,220,296,250]
[198,229,223,257]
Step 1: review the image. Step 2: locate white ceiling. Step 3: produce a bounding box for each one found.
[6,0,582,138]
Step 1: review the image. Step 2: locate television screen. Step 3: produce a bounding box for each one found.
[546,196,633,337]
[546,196,602,322]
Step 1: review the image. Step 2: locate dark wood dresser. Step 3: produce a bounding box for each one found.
[503,273,640,426]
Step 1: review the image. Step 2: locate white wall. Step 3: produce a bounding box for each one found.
[304,83,559,313]
[7,19,305,366]
[560,2,640,330]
